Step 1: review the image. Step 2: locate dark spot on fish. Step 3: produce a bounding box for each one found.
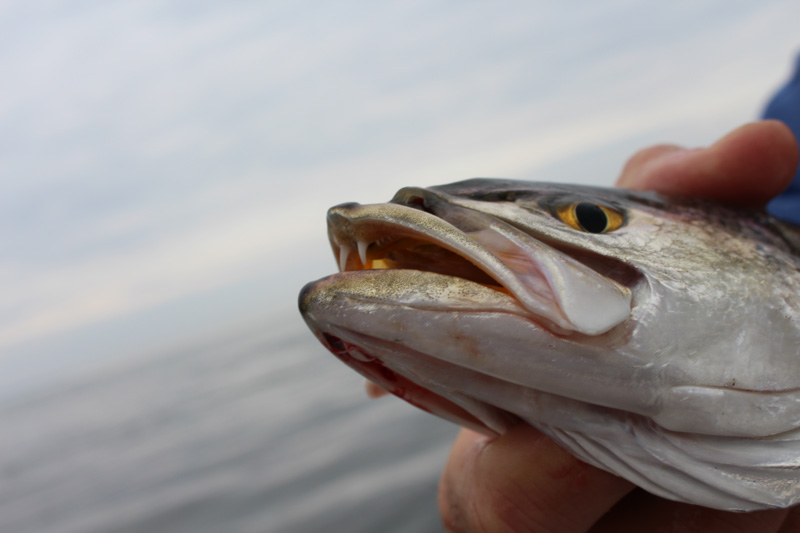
[472,190,518,202]
[407,195,425,207]
[297,280,316,313]
[404,195,438,215]
[378,365,397,382]
[322,333,347,353]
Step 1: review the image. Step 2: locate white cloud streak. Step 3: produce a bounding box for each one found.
[1,0,799,360]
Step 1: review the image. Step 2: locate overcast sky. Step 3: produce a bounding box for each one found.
[2,0,799,393]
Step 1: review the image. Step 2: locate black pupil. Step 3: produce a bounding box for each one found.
[575,202,608,233]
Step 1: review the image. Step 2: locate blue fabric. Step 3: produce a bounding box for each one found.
[763,55,800,225]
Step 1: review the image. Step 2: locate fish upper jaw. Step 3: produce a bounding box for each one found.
[325,190,633,336]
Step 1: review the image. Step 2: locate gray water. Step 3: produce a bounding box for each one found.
[1,316,457,532]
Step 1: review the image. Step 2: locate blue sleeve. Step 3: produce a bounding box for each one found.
[762,55,800,224]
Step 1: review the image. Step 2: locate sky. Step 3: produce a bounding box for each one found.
[2,0,799,393]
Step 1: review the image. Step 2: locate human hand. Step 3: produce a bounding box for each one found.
[438,120,800,533]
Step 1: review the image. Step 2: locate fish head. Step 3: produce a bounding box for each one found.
[299,179,800,439]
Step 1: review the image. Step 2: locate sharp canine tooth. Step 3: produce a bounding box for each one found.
[339,244,351,272]
[357,241,368,265]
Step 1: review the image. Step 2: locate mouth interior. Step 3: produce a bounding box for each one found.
[361,239,504,289]
[337,230,639,299]
[328,198,638,337]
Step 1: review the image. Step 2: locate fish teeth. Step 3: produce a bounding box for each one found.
[357,240,369,265]
[338,244,351,272]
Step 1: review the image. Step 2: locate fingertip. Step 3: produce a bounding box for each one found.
[616,144,685,189]
[615,121,799,207]
[438,428,491,531]
[365,380,390,398]
[713,120,799,195]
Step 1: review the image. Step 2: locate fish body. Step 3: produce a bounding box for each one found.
[299,179,800,511]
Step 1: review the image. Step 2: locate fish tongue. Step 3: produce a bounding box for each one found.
[440,207,632,335]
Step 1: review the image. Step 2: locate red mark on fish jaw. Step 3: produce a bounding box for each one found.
[321,333,347,353]
[322,332,376,362]
[321,333,403,394]
[319,332,494,434]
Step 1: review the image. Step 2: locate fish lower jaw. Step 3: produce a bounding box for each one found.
[318,330,518,437]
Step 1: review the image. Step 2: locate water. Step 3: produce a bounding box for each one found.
[1,316,457,532]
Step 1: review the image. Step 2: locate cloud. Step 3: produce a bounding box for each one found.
[1,0,799,359]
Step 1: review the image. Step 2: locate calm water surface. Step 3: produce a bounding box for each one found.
[1,315,456,532]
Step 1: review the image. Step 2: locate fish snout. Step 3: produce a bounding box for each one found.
[297,279,318,316]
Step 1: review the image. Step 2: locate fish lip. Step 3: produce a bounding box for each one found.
[301,269,534,323]
[298,280,317,315]
[325,193,633,335]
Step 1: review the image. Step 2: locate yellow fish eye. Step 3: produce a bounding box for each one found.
[556,201,624,233]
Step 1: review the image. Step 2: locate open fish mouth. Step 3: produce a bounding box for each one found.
[326,186,633,336]
[303,186,636,436]
[300,185,644,435]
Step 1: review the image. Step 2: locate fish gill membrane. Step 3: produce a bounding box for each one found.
[298,178,800,511]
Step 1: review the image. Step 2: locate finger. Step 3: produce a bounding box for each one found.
[365,380,390,398]
[439,425,633,533]
[616,120,798,207]
[590,489,789,533]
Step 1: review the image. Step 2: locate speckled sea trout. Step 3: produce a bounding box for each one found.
[298,179,800,511]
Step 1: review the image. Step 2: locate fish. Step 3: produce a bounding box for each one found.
[298,178,800,511]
